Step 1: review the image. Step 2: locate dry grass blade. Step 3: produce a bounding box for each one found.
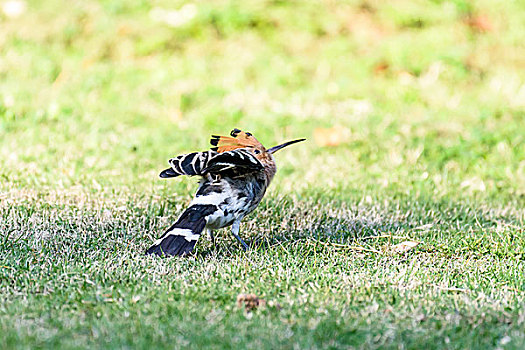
[391,241,420,254]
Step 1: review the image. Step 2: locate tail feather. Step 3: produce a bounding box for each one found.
[146,229,197,256]
[146,204,217,257]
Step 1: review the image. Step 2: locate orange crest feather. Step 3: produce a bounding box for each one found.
[210,129,262,153]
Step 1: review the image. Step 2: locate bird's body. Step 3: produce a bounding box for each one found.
[146,129,304,257]
[195,174,269,229]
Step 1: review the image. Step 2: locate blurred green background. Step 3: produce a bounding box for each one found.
[1,1,525,349]
[1,0,524,199]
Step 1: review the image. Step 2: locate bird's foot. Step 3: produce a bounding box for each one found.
[232,233,249,251]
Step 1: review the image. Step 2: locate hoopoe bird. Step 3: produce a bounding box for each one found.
[146,128,305,257]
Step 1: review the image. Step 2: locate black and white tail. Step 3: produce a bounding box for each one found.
[146,204,216,257]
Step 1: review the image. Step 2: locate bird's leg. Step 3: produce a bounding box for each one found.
[231,220,249,251]
[206,228,216,250]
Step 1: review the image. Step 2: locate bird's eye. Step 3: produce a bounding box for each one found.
[254,149,261,154]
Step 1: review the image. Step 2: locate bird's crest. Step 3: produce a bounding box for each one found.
[210,128,263,153]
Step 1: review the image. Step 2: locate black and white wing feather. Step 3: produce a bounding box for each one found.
[203,149,263,175]
[159,148,262,178]
[159,151,216,178]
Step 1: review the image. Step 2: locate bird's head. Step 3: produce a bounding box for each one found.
[210,128,305,163]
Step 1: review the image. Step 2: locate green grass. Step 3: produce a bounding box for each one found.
[1,0,525,348]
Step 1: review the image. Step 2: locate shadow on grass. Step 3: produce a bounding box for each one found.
[186,214,408,259]
[2,196,523,260]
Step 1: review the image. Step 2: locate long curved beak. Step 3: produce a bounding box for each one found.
[267,138,306,154]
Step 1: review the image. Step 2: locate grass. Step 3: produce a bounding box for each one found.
[1,0,525,348]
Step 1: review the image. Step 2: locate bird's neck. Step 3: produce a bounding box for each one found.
[263,161,277,184]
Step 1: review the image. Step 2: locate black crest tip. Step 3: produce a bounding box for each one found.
[230,128,241,137]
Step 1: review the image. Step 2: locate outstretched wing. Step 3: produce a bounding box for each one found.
[203,148,263,176]
[159,151,216,178]
[159,148,262,179]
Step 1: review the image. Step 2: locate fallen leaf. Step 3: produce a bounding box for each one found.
[466,15,493,32]
[313,126,350,147]
[392,241,420,254]
[373,61,389,75]
[236,293,266,311]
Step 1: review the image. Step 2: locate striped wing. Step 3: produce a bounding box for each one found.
[203,148,263,175]
[159,151,216,178]
[159,148,262,179]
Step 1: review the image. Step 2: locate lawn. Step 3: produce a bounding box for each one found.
[1,0,525,348]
